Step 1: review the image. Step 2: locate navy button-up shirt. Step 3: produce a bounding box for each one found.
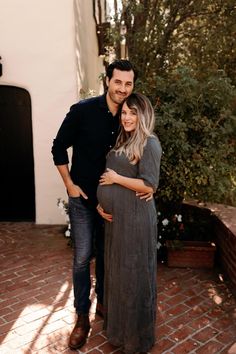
[52,94,120,207]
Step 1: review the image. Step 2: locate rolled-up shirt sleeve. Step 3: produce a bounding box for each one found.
[51,104,79,165]
[137,136,162,192]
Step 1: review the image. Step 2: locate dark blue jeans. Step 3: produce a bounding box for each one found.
[68,196,104,314]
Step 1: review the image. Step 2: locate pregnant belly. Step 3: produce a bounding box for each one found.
[97,185,113,214]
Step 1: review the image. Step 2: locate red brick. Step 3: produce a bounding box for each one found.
[208,307,225,317]
[227,343,236,354]
[0,322,17,335]
[165,294,188,307]
[34,289,64,302]
[0,298,20,311]
[150,338,175,353]
[16,288,43,301]
[169,325,193,342]
[89,319,104,335]
[193,326,219,342]
[9,299,33,312]
[98,341,120,353]
[167,312,194,329]
[184,296,205,308]
[21,307,52,323]
[164,285,182,297]
[5,281,30,292]
[195,340,224,353]
[182,288,197,297]
[0,273,19,283]
[190,304,208,316]
[0,306,14,317]
[1,222,236,353]
[39,319,66,334]
[212,316,233,330]
[157,292,171,302]
[157,301,170,313]
[216,329,236,344]
[190,315,212,330]
[155,324,172,339]
[3,309,31,323]
[172,339,199,353]
[79,334,106,352]
[166,303,190,317]
[14,318,48,336]
[1,287,27,300]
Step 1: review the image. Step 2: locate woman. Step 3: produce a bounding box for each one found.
[97,93,162,353]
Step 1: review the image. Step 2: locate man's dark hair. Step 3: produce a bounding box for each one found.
[106,59,138,82]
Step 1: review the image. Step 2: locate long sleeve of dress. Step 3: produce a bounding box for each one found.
[137,135,162,192]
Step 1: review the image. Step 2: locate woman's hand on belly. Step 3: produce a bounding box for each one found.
[99,168,118,185]
[97,204,113,222]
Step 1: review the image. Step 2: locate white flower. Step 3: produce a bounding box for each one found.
[58,201,64,209]
[177,214,182,222]
[65,229,71,237]
[162,218,169,226]
[156,241,162,250]
[157,212,161,216]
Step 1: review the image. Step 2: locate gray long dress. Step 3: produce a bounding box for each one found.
[97,136,162,353]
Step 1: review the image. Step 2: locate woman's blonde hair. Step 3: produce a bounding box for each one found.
[114,93,155,164]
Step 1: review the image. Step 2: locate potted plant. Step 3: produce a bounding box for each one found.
[157,202,216,268]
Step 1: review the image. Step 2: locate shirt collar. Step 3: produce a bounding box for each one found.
[99,93,109,109]
[99,93,120,117]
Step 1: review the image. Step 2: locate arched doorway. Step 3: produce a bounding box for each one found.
[0,85,35,221]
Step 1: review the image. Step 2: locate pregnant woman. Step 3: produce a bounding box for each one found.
[97,93,162,353]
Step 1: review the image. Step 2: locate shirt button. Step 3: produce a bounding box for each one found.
[109,145,112,148]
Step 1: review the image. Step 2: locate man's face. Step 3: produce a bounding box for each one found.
[106,69,134,106]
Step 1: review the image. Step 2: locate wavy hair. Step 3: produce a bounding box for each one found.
[106,59,138,82]
[114,93,155,164]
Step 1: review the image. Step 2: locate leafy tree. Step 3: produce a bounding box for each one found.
[105,0,236,206]
[107,0,236,84]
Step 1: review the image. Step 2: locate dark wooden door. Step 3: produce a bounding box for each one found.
[0,85,35,221]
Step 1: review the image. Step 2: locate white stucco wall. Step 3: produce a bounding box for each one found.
[74,0,105,97]
[0,0,104,223]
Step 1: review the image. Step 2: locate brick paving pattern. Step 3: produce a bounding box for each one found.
[0,222,236,353]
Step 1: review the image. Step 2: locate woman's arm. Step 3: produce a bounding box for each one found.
[99,168,154,193]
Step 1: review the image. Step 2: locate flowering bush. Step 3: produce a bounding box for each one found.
[157,212,184,250]
[57,198,71,238]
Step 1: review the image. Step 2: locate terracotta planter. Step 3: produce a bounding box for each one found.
[166,241,216,268]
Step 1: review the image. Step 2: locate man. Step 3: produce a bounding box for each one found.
[51,60,137,350]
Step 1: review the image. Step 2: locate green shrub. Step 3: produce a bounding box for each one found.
[144,67,236,205]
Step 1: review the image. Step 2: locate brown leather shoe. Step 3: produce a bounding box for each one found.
[68,314,90,350]
[96,302,104,318]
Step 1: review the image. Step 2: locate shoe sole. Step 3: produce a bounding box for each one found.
[68,329,90,350]
[69,338,86,350]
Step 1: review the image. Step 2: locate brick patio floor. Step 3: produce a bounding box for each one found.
[0,223,236,354]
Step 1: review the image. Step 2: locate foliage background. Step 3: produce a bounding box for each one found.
[106,0,236,206]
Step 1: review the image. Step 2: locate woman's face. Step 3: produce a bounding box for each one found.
[121,102,138,133]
